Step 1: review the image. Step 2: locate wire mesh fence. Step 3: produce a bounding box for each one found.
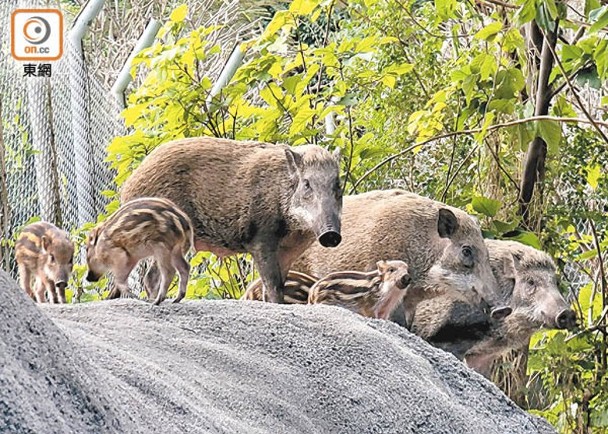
[0,0,258,296]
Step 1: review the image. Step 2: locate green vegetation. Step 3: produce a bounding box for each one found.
[99,1,608,431]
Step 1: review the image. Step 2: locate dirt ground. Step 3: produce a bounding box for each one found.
[0,270,555,433]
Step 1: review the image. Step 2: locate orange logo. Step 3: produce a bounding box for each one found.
[11,9,63,61]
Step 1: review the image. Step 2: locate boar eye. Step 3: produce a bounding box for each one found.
[49,255,55,263]
[303,179,311,190]
[388,267,395,273]
[461,246,474,268]
[526,278,535,286]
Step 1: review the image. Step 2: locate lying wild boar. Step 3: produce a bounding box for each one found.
[411,287,512,361]
[86,197,194,305]
[15,221,74,303]
[121,137,342,304]
[308,260,411,320]
[293,190,499,326]
[242,270,317,304]
[463,240,577,375]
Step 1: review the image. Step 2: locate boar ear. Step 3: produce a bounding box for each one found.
[41,235,51,253]
[331,147,341,164]
[490,306,512,320]
[437,208,459,239]
[285,148,303,176]
[503,253,520,280]
[376,260,387,272]
[88,227,99,247]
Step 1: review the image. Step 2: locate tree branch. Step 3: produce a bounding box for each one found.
[350,114,608,193]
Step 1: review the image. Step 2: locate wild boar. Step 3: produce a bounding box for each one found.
[120,137,342,304]
[293,189,499,327]
[242,270,316,304]
[86,197,194,305]
[308,260,411,320]
[411,287,512,361]
[15,221,74,303]
[463,240,577,375]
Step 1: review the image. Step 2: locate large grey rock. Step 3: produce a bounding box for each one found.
[1,269,555,433]
[0,270,138,433]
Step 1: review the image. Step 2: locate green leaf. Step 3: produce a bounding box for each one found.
[289,106,316,135]
[474,22,503,41]
[289,0,319,15]
[576,67,601,89]
[515,0,536,25]
[435,0,456,19]
[537,119,562,154]
[586,0,601,16]
[504,231,542,249]
[471,196,501,218]
[586,164,602,189]
[590,6,608,34]
[170,4,188,22]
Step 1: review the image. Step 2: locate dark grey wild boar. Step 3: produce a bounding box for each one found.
[463,239,577,376]
[15,221,74,303]
[242,270,317,304]
[293,189,499,326]
[308,260,411,319]
[411,286,512,361]
[86,197,194,305]
[121,137,342,304]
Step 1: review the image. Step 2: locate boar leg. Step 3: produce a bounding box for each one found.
[251,249,284,304]
[18,264,35,300]
[171,249,190,304]
[112,256,138,299]
[47,281,59,304]
[143,261,161,301]
[153,254,176,306]
[33,277,47,303]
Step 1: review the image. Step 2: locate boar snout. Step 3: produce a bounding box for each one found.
[318,230,341,248]
[397,274,411,289]
[555,309,577,330]
[86,271,100,282]
[55,281,68,290]
[490,306,512,320]
[315,212,342,248]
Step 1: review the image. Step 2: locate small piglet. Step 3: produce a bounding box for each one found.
[86,197,194,305]
[242,270,317,304]
[15,221,74,304]
[308,260,411,319]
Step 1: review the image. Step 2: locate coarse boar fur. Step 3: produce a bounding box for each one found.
[15,221,74,304]
[120,137,342,304]
[86,197,194,305]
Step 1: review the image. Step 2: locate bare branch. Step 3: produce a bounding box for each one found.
[350,115,608,193]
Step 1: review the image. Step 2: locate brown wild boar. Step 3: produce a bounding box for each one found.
[242,270,316,304]
[462,240,577,376]
[293,190,499,327]
[120,137,342,304]
[86,197,194,305]
[411,286,512,362]
[15,221,74,303]
[308,260,411,320]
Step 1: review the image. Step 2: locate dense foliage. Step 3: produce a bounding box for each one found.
[101,0,607,431]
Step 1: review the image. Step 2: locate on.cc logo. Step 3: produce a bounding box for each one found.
[23,16,51,45]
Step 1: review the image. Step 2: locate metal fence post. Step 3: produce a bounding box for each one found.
[69,0,105,227]
[111,19,161,108]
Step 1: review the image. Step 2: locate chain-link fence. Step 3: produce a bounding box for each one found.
[0,0,121,279]
[0,0,258,291]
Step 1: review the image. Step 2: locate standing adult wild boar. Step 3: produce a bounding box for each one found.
[293,189,499,326]
[120,137,342,303]
[463,239,577,375]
